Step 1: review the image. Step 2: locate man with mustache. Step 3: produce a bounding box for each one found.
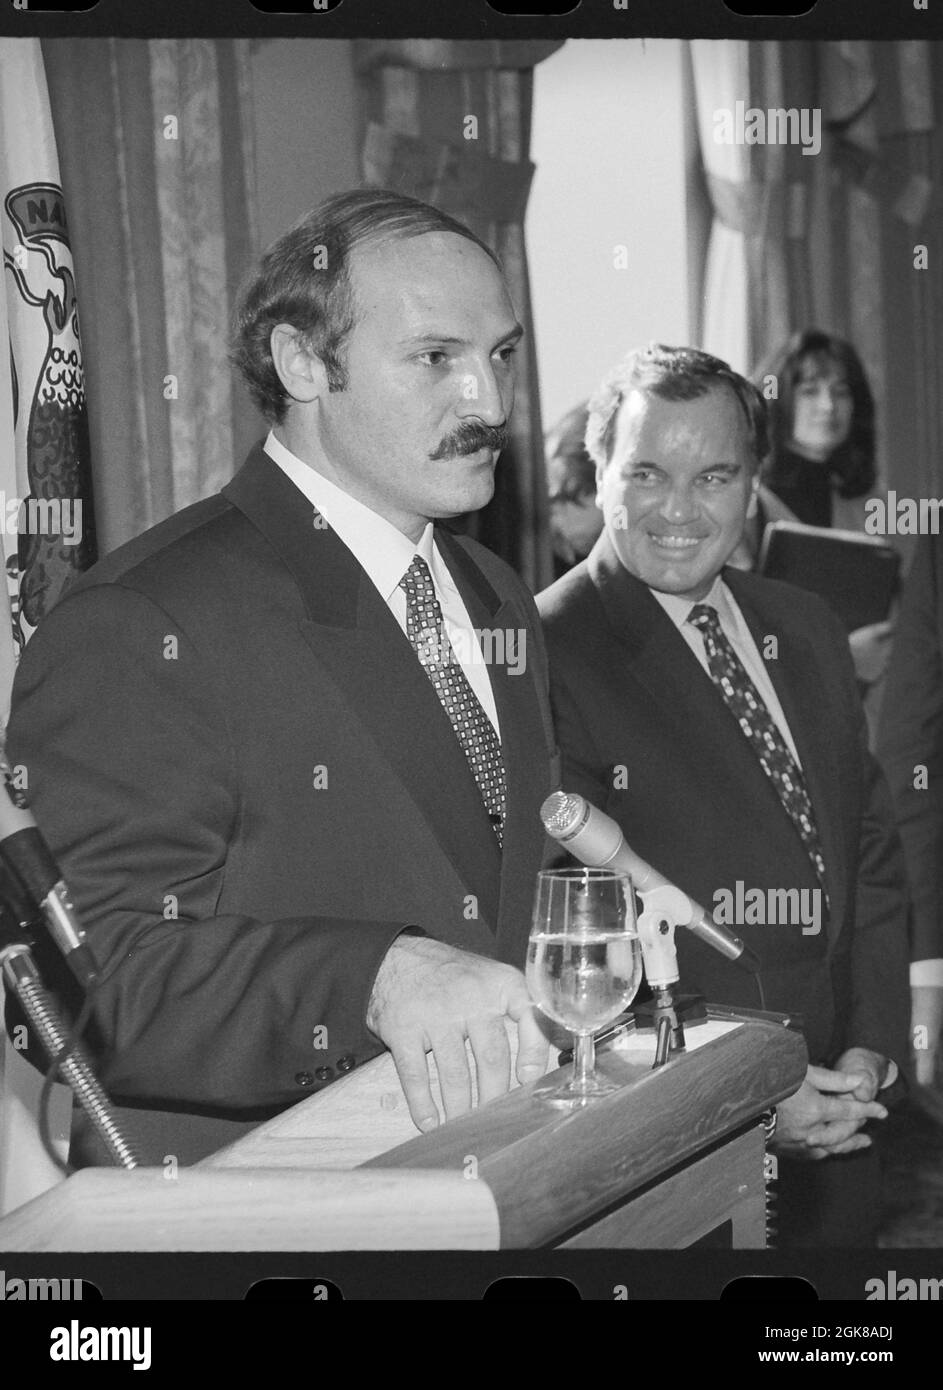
[537,344,910,1245]
[8,189,557,1165]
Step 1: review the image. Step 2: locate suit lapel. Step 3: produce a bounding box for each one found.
[222,448,503,933]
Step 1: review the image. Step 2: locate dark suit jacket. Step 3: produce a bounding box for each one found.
[537,531,910,1068]
[877,533,943,963]
[7,445,558,1159]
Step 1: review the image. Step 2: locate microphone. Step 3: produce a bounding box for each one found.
[540,790,759,974]
[0,748,99,988]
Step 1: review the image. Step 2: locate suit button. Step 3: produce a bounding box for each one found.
[315,1066,334,1082]
[295,1071,314,1087]
[337,1055,356,1073]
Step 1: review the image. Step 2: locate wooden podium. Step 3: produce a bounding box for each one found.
[0,1012,806,1251]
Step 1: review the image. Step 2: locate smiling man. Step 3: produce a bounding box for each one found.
[537,344,910,1246]
[7,189,557,1166]
[594,369,759,599]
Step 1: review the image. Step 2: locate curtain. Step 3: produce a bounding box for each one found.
[353,39,564,592]
[688,40,818,377]
[688,41,751,372]
[40,39,260,556]
[688,38,942,514]
[823,40,940,512]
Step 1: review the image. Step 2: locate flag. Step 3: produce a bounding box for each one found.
[0,41,94,1200]
[0,37,96,723]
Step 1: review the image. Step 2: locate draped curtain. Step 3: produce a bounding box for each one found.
[354,39,563,592]
[823,41,940,510]
[41,38,560,582]
[687,38,942,513]
[688,40,818,376]
[40,39,260,556]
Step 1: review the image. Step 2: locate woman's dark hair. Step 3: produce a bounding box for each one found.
[231,188,500,424]
[754,329,876,499]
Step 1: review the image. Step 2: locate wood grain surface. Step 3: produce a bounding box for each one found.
[0,1165,501,1251]
[359,1019,805,1247]
[0,1014,805,1251]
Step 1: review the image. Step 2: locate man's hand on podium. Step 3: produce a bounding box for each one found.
[365,935,548,1134]
[772,1057,891,1161]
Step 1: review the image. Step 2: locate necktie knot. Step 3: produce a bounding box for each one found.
[400,554,450,668]
[400,553,435,602]
[688,603,720,636]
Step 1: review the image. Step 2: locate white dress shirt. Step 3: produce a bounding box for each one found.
[264,431,500,735]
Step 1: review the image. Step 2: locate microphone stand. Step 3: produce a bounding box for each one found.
[635,885,698,1069]
[558,882,708,1070]
[0,909,139,1170]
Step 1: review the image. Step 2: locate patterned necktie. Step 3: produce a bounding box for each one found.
[688,603,828,895]
[399,554,506,846]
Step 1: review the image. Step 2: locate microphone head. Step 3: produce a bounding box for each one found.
[540,790,586,838]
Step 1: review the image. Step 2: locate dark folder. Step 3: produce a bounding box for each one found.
[757,520,900,631]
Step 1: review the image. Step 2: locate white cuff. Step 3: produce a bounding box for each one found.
[910,959,943,988]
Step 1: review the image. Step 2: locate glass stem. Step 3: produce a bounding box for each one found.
[573,1031,595,1093]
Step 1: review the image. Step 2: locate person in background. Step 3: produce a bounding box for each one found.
[762,332,943,1091]
[755,329,894,691]
[877,533,943,1090]
[545,399,792,579]
[538,343,910,1246]
[545,403,604,579]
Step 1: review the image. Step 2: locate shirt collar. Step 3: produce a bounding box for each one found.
[648,574,731,631]
[264,430,439,603]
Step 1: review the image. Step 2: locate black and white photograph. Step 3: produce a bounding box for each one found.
[1,6,943,1317]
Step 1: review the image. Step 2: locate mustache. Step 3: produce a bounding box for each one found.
[429,421,510,461]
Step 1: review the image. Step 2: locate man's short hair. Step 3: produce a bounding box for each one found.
[584,343,769,471]
[231,188,501,424]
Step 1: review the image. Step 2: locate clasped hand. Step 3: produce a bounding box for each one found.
[773,1047,892,1160]
[366,935,549,1133]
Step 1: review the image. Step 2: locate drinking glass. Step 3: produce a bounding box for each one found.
[526,867,641,1104]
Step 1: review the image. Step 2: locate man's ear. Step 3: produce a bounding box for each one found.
[746,470,760,519]
[270,324,328,406]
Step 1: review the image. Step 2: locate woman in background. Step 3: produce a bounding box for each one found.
[760,328,876,529]
[755,329,894,692]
